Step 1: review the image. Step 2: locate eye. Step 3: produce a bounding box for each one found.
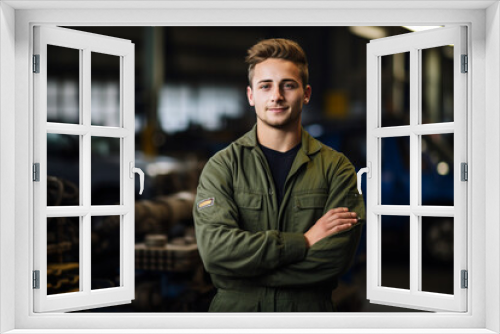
[284,82,297,89]
[260,84,270,89]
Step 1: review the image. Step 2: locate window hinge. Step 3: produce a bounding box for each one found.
[33,163,40,182]
[33,270,40,289]
[461,162,468,181]
[461,270,468,289]
[33,54,40,73]
[461,54,468,73]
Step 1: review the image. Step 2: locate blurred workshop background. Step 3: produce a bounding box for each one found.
[45,26,455,312]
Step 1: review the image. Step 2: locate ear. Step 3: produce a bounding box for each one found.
[247,86,255,106]
[303,85,312,104]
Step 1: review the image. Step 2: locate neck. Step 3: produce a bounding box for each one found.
[256,121,302,152]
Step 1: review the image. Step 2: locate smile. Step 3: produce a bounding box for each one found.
[267,107,288,113]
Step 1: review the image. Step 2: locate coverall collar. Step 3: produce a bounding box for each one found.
[236,124,322,156]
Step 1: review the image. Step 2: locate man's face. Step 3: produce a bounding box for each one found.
[247,58,311,131]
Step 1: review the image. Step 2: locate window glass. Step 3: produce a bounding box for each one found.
[381,137,410,205]
[47,45,80,124]
[381,52,410,127]
[421,45,454,124]
[47,216,80,295]
[381,215,410,290]
[421,134,454,206]
[421,216,454,294]
[91,52,121,127]
[47,134,80,206]
[91,137,121,206]
[91,215,121,290]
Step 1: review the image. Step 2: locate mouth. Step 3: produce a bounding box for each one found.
[267,106,288,113]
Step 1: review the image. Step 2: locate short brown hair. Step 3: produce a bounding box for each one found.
[245,38,309,88]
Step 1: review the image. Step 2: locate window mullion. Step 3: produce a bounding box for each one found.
[82,48,91,207]
[82,133,91,294]
[82,214,91,293]
[409,48,420,294]
[82,48,91,294]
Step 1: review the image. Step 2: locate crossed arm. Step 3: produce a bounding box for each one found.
[255,158,365,287]
[193,152,364,285]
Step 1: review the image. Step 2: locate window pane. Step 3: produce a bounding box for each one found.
[47,134,80,206]
[421,134,454,206]
[91,52,120,127]
[381,52,410,127]
[381,215,410,290]
[91,215,121,290]
[381,137,410,205]
[47,45,80,124]
[421,217,454,294]
[91,137,121,205]
[47,217,80,295]
[421,46,454,124]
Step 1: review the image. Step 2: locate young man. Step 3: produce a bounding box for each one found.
[193,38,364,312]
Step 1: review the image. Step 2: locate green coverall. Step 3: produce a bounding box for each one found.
[193,125,365,312]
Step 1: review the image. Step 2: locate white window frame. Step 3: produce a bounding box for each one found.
[1,1,498,333]
[366,26,468,312]
[33,25,136,313]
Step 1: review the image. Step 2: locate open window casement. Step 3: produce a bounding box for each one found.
[33,26,140,312]
[365,26,467,312]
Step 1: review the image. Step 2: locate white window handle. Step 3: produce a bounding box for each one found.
[129,161,144,195]
[356,162,371,195]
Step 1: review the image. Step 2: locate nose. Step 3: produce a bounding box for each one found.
[270,86,284,102]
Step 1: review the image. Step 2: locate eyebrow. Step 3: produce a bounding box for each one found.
[256,79,299,84]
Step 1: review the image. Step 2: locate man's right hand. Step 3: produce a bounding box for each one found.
[304,207,358,248]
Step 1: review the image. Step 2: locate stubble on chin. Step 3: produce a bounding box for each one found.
[256,112,301,131]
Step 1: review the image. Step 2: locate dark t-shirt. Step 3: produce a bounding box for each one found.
[259,143,302,206]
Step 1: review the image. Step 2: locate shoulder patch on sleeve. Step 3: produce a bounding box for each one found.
[197,197,215,210]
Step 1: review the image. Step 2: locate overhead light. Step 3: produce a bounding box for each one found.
[403,26,443,32]
[349,26,387,40]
